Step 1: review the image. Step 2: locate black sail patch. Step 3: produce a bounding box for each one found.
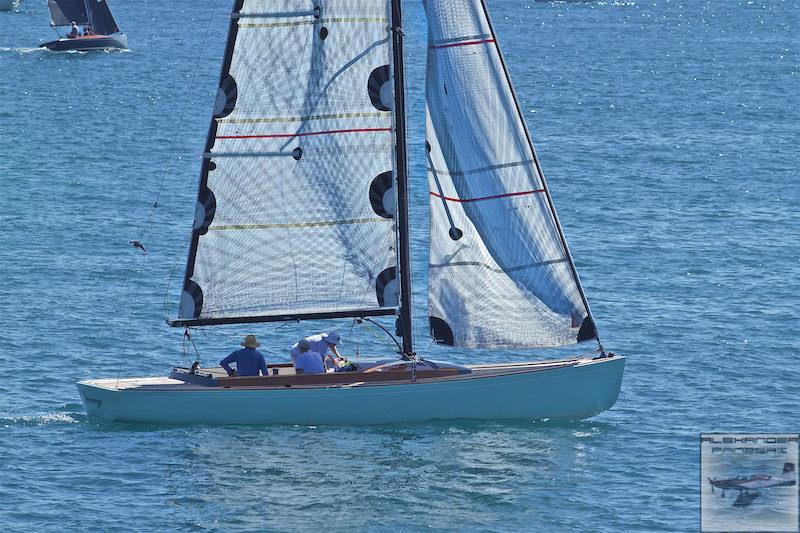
[429,317,454,346]
[194,187,217,235]
[368,65,392,111]
[213,75,238,118]
[376,267,398,307]
[369,171,395,218]
[180,280,204,319]
[577,315,598,342]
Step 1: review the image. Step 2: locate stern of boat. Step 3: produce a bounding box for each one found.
[76,379,124,421]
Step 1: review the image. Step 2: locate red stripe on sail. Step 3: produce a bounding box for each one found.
[216,128,391,140]
[429,39,496,50]
[430,189,546,203]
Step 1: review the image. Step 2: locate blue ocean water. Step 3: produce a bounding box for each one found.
[1,0,798,531]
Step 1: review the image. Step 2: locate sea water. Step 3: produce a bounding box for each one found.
[0,1,797,531]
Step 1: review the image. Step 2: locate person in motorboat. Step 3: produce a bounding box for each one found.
[289,331,342,366]
[67,21,79,38]
[292,339,325,375]
[220,334,269,377]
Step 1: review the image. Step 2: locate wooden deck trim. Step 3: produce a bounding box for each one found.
[217,368,464,388]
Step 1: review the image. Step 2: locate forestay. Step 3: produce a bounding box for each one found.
[425,0,597,348]
[175,0,400,326]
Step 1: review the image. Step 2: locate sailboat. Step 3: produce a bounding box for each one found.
[40,0,127,51]
[0,1,18,13]
[77,0,624,425]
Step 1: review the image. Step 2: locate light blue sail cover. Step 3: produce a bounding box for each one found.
[425,0,595,348]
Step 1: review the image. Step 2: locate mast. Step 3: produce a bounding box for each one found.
[478,0,602,349]
[390,0,414,356]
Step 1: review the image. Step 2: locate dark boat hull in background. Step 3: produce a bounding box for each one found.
[41,34,127,51]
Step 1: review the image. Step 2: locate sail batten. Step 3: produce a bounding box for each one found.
[425,0,597,349]
[176,0,401,326]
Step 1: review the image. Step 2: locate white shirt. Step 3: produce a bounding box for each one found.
[290,334,332,363]
[294,350,325,375]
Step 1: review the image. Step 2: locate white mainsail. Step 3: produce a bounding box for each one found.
[425,0,596,348]
[177,0,400,325]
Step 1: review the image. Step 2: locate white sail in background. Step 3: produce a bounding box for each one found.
[425,0,596,348]
[177,0,400,325]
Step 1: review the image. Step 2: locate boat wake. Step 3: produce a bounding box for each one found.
[0,402,88,427]
[0,411,81,427]
[0,46,44,54]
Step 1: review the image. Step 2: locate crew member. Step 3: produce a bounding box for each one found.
[289,331,341,366]
[293,339,325,375]
[220,334,269,377]
[67,21,79,38]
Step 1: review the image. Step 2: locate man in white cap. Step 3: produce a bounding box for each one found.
[67,21,80,38]
[292,339,325,375]
[220,334,269,377]
[290,331,341,366]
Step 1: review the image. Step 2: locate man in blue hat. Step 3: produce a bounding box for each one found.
[290,331,342,367]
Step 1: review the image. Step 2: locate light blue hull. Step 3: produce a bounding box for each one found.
[77,356,624,425]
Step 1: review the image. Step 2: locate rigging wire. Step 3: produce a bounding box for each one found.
[360,317,402,353]
[163,231,192,321]
[112,0,222,388]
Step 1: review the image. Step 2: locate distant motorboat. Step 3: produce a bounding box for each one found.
[40,0,127,51]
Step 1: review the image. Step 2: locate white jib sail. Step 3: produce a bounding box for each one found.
[425,0,596,348]
[178,0,400,323]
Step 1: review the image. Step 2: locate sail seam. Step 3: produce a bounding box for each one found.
[218,112,388,124]
[429,259,568,273]
[204,151,292,158]
[428,159,535,176]
[208,218,391,231]
[431,34,492,46]
[430,38,495,50]
[238,17,387,28]
[430,189,545,203]
[216,127,391,139]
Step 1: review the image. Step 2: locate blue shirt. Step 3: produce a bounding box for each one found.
[290,334,332,363]
[294,350,325,375]
[220,348,268,377]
